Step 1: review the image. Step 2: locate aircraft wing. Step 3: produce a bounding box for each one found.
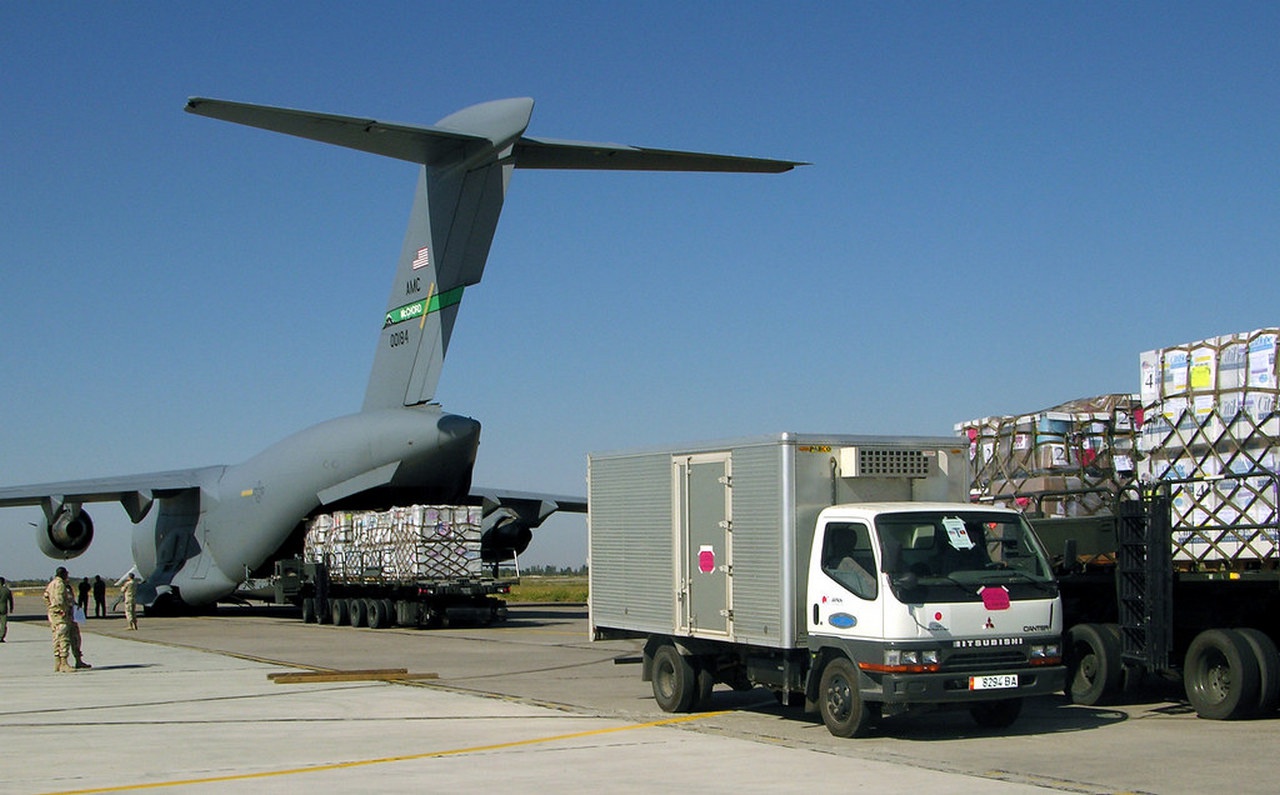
[470,486,587,520]
[0,468,222,521]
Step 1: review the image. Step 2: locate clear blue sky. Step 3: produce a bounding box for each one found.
[2,2,1276,579]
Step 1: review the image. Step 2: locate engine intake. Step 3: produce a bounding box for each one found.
[37,505,94,560]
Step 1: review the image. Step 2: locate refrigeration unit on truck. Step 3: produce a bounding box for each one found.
[588,434,1065,737]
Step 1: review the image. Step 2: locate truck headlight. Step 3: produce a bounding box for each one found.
[1029,643,1061,664]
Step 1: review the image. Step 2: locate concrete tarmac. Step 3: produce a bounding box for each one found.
[0,616,1056,795]
[4,597,1280,794]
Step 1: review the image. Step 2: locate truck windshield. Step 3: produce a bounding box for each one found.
[876,511,1055,598]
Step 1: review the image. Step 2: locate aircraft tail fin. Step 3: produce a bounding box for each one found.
[185,97,803,410]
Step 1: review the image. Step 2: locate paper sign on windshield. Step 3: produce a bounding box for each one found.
[942,516,975,550]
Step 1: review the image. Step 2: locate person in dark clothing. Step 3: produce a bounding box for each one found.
[92,575,107,618]
[78,577,90,615]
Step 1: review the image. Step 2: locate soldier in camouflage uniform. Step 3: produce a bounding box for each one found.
[43,567,75,672]
[121,572,138,630]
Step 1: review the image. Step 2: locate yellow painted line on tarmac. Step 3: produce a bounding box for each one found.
[38,711,732,795]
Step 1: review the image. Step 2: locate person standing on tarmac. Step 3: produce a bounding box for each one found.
[121,573,138,630]
[0,576,13,642]
[92,575,106,618]
[43,567,77,672]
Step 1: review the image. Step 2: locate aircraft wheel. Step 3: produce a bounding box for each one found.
[1184,628,1260,720]
[301,598,317,624]
[349,598,368,628]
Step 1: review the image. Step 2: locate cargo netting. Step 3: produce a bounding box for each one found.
[304,505,485,580]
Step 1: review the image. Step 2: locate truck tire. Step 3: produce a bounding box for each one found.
[366,599,385,629]
[331,598,350,626]
[1230,628,1279,716]
[818,657,874,738]
[349,598,368,628]
[651,644,697,713]
[1184,628,1260,720]
[301,598,317,624]
[381,599,397,627]
[970,698,1022,729]
[1066,623,1122,705]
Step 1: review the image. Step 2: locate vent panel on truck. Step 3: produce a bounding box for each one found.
[841,447,932,478]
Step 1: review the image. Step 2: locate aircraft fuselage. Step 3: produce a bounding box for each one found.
[131,406,479,606]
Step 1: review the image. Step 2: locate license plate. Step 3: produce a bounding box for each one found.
[969,674,1019,691]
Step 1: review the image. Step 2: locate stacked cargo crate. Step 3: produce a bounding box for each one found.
[1138,328,1280,565]
[303,505,485,580]
[955,394,1141,518]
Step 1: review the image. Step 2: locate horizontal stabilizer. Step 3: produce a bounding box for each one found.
[185,97,531,166]
[514,137,805,173]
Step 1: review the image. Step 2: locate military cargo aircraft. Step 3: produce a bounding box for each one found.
[0,96,801,609]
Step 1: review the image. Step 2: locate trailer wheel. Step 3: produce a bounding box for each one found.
[301,598,317,624]
[970,698,1022,729]
[381,599,397,627]
[1184,628,1260,720]
[651,644,696,713]
[366,599,386,629]
[349,598,368,628]
[818,657,874,738]
[1235,628,1280,715]
[331,598,350,626]
[1066,623,1122,705]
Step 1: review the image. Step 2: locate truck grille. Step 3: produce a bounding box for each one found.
[942,650,1026,672]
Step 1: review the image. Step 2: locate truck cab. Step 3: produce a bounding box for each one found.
[806,503,1065,735]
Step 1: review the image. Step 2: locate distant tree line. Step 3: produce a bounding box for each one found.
[520,564,588,576]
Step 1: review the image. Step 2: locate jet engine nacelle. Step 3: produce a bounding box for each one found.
[480,510,533,563]
[36,505,95,560]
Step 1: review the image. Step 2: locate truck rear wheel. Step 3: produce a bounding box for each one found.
[301,598,317,624]
[349,598,368,628]
[651,644,696,713]
[366,599,386,629]
[331,598,350,626]
[1184,628,1260,720]
[1066,623,1122,705]
[1235,627,1280,715]
[818,657,874,738]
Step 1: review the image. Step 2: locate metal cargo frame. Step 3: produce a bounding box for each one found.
[588,433,968,650]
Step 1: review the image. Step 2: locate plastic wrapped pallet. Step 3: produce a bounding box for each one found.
[956,394,1140,517]
[303,504,485,581]
[1137,328,1279,564]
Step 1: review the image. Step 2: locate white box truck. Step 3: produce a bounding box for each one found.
[589,433,1066,736]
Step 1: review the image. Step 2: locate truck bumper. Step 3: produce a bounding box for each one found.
[869,664,1065,704]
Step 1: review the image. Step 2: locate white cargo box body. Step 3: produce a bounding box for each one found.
[588,433,969,650]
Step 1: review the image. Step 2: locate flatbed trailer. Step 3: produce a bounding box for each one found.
[1027,475,1280,719]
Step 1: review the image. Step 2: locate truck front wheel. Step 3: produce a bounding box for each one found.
[818,657,874,738]
[651,644,696,713]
